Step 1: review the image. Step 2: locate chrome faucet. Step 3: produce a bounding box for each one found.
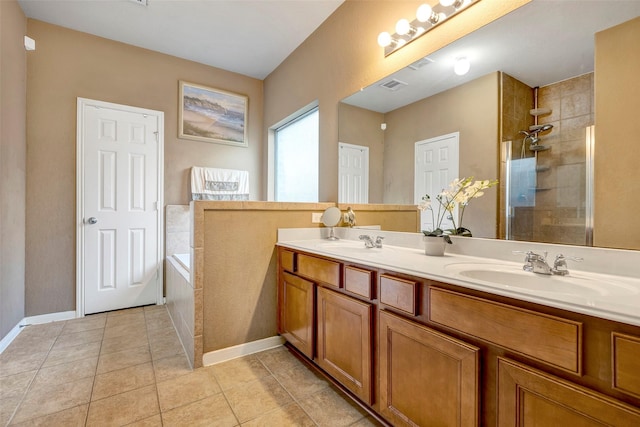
[359,235,384,248]
[523,251,553,275]
[552,254,583,276]
[515,251,583,275]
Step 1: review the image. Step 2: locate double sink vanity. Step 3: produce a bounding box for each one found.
[276,228,640,426]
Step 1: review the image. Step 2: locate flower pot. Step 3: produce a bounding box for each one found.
[423,235,447,256]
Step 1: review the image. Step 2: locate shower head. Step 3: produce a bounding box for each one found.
[529,124,554,133]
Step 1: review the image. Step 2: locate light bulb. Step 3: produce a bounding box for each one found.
[440,0,455,6]
[377,32,392,47]
[395,19,411,35]
[416,4,433,22]
[454,57,470,75]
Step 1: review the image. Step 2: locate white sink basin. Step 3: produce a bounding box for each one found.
[316,240,365,249]
[444,263,640,297]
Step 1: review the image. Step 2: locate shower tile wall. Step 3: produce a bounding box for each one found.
[501,73,594,245]
[534,73,593,245]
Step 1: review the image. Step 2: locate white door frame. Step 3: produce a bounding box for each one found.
[76,98,164,317]
[338,142,369,204]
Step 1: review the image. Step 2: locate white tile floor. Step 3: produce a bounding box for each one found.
[0,306,382,426]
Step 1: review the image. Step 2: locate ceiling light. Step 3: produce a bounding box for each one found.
[454,57,471,75]
[440,0,456,7]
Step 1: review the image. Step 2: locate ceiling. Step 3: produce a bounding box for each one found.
[344,0,640,113]
[17,0,344,80]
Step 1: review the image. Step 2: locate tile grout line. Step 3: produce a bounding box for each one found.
[206,363,243,426]
[5,320,69,426]
[86,322,107,426]
[254,352,321,427]
[143,308,164,427]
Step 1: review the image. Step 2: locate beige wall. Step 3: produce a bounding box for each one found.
[337,103,385,203]
[383,72,500,238]
[193,202,419,365]
[6,0,531,324]
[1,0,27,338]
[594,17,640,250]
[263,0,529,202]
[25,20,264,315]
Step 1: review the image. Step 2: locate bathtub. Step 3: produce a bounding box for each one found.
[172,253,190,275]
[166,253,194,367]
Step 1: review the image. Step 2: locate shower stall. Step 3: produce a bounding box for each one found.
[500,73,594,246]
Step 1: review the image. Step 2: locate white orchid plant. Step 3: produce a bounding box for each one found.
[418,177,498,244]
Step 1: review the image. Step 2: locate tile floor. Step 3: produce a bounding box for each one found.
[0,306,381,426]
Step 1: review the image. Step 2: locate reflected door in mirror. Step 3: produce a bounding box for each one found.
[339,142,369,203]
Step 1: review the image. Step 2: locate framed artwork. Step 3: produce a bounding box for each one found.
[178,81,248,147]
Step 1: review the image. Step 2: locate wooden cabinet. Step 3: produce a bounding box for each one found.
[344,265,374,299]
[280,271,315,358]
[316,287,372,404]
[379,274,417,315]
[498,357,640,426]
[297,253,341,288]
[379,310,480,426]
[277,246,640,426]
[613,332,640,399]
[429,287,583,374]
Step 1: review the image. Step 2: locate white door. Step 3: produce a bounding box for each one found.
[77,98,164,315]
[415,133,459,232]
[338,142,369,203]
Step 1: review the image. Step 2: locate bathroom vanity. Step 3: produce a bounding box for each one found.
[277,232,640,426]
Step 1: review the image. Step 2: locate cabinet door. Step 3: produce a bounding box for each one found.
[497,357,640,426]
[281,272,315,358]
[379,310,480,427]
[317,286,373,404]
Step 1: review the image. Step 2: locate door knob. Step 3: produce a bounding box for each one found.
[87,217,98,225]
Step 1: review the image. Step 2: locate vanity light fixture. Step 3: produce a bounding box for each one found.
[378,0,481,56]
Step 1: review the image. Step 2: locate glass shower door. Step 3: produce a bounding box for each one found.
[503,125,594,246]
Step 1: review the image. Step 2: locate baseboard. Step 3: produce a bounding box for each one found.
[202,335,285,366]
[23,310,77,325]
[0,322,24,354]
[0,310,77,354]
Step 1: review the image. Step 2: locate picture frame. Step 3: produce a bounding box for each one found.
[178,81,248,147]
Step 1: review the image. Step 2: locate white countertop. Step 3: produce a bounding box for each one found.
[277,228,640,328]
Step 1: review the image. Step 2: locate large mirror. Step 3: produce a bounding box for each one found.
[339,0,640,250]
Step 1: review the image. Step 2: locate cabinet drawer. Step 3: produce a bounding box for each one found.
[429,287,582,374]
[280,249,295,273]
[345,266,374,299]
[297,254,341,288]
[380,275,417,315]
[612,332,640,398]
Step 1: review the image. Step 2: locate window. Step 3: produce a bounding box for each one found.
[274,107,319,202]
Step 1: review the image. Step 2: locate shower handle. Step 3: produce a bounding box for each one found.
[86,217,98,225]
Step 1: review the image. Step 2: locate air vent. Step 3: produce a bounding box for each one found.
[380,79,408,91]
[408,57,435,70]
